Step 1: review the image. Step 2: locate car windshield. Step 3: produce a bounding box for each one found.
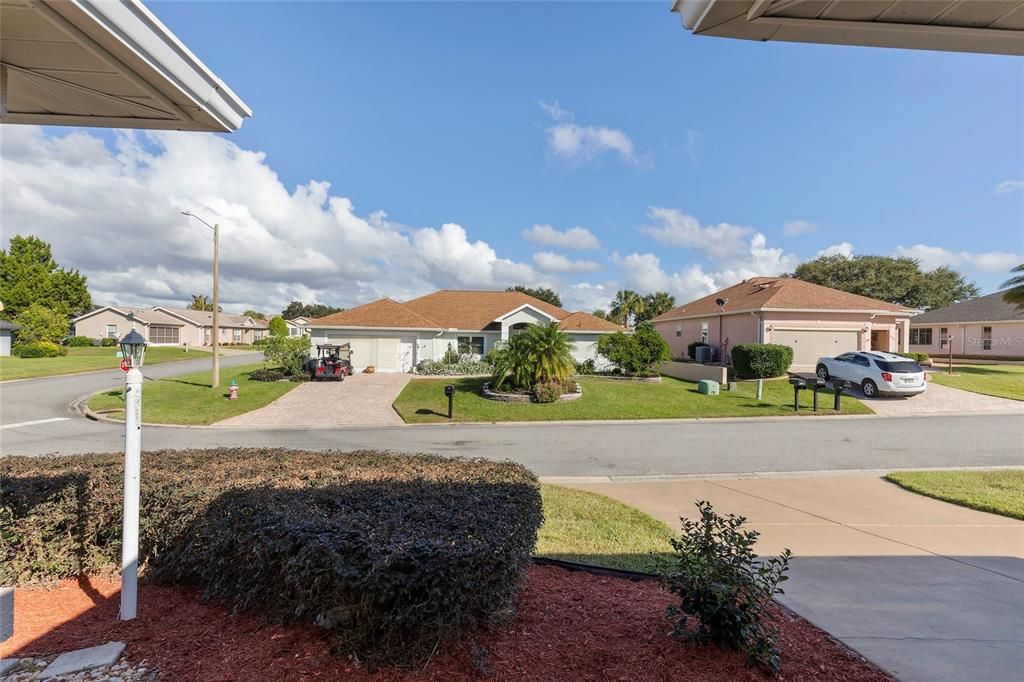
[874,360,922,373]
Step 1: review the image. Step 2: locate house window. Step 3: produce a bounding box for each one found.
[254,330,265,341]
[939,327,948,348]
[982,326,992,351]
[910,328,932,345]
[289,326,299,336]
[675,324,682,338]
[233,329,242,343]
[106,324,118,339]
[700,321,709,344]
[149,326,179,344]
[457,336,485,355]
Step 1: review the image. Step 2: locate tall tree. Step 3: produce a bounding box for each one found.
[188,294,221,312]
[281,301,344,319]
[790,255,979,310]
[1002,264,1024,309]
[591,309,609,320]
[639,292,676,323]
[243,309,266,320]
[506,285,562,308]
[0,235,91,318]
[609,290,646,328]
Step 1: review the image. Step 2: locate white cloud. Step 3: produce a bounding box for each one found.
[782,219,817,237]
[562,281,618,312]
[532,252,602,274]
[895,244,1020,274]
[0,126,556,314]
[816,242,854,258]
[612,253,718,303]
[995,180,1024,195]
[522,224,601,250]
[540,101,636,165]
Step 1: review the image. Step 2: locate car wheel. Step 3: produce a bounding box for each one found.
[862,379,878,398]
[816,364,830,381]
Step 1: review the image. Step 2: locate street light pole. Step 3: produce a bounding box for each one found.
[181,211,221,387]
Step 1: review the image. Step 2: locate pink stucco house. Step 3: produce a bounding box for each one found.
[652,277,916,371]
[908,290,1024,360]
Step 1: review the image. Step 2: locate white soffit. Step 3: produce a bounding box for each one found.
[671,0,1024,56]
[0,0,251,132]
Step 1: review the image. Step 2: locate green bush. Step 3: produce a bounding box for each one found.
[249,368,285,382]
[100,337,117,347]
[417,360,490,376]
[268,316,288,337]
[66,336,96,347]
[660,501,791,673]
[12,341,67,358]
[13,303,68,344]
[574,358,597,375]
[532,381,563,403]
[262,335,310,376]
[441,343,460,365]
[687,341,709,359]
[1,449,542,666]
[731,343,793,379]
[597,323,669,376]
[252,337,270,347]
[899,351,930,363]
[490,323,575,390]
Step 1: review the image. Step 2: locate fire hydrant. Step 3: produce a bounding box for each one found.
[228,378,239,400]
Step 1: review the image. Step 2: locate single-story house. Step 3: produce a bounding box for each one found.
[307,290,623,373]
[908,291,1024,360]
[73,306,269,346]
[0,320,20,356]
[286,317,310,337]
[652,277,916,371]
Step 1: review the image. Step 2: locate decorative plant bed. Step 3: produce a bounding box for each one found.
[1,566,890,681]
[575,373,662,383]
[482,382,583,402]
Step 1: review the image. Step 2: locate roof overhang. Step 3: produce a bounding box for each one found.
[494,303,560,324]
[670,0,1024,56]
[1,0,251,132]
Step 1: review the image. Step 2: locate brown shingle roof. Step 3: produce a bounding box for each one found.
[308,298,443,328]
[557,311,624,333]
[653,277,908,322]
[910,290,1023,324]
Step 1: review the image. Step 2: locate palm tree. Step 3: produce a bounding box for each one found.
[642,292,676,322]
[189,294,213,311]
[490,335,532,390]
[1002,264,1024,309]
[610,290,645,329]
[524,322,575,385]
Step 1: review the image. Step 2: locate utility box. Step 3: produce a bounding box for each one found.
[698,379,720,395]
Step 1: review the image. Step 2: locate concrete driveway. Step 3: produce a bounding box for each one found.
[559,474,1024,682]
[854,381,1023,417]
[214,372,411,427]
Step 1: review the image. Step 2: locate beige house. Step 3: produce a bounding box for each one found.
[73,306,268,346]
[909,291,1024,360]
[652,277,916,371]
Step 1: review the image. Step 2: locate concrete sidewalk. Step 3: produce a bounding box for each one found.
[562,474,1024,682]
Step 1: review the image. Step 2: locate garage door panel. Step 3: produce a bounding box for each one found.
[327,336,373,369]
[772,330,858,368]
[377,338,399,371]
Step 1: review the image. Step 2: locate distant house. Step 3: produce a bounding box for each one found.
[307,290,622,373]
[72,306,269,346]
[652,277,916,371]
[909,291,1024,359]
[286,317,310,337]
[0,320,20,356]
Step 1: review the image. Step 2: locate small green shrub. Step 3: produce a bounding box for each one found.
[417,360,491,376]
[66,336,96,347]
[262,335,310,376]
[660,501,791,673]
[252,337,270,347]
[12,341,67,358]
[249,368,285,382]
[268,316,288,337]
[574,358,597,374]
[441,343,460,365]
[100,337,117,347]
[731,343,793,379]
[532,381,562,403]
[687,341,709,359]
[1,449,542,666]
[899,352,930,363]
[597,323,669,376]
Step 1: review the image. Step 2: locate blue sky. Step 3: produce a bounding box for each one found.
[4,1,1022,313]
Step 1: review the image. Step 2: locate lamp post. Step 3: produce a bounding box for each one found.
[181,211,220,387]
[118,329,147,620]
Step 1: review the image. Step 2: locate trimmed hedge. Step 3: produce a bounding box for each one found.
[899,352,931,363]
[100,337,117,347]
[731,343,793,379]
[248,368,285,382]
[67,336,96,347]
[1,449,542,665]
[12,341,67,358]
[416,359,491,376]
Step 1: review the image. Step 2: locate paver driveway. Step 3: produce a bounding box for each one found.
[855,380,1023,417]
[214,372,411,427]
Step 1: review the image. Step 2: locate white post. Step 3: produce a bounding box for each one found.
[120,366,143,620]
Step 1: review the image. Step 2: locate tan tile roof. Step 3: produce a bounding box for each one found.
[653,277,909,321]
[309,290,623,333]
[158,307,262,328]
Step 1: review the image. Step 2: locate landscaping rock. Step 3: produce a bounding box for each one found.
[0,660,17,677]
[40,642,125,678]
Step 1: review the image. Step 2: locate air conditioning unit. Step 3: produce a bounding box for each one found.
[695,346,716,363]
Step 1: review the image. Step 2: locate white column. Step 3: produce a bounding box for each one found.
[120,367,143,620]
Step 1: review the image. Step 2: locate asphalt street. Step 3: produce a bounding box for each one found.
[1,355,1022,475]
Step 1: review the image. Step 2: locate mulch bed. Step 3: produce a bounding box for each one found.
[2,566,889,681]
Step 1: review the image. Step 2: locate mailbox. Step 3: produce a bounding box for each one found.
[788,377,807,412]
[444,385,455,397]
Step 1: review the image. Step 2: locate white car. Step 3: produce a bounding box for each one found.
[815,351,927,398]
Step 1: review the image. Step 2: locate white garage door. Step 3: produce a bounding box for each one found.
[376,338,399,372]
[772,329,859,369]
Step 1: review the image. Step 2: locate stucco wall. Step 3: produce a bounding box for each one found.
[74,310,136,341]
[0,331,11,357]
[909,322,1024,358]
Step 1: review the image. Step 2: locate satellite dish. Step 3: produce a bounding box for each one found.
[715,298,727,307]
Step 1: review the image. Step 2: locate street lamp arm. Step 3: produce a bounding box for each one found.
[180,210,216,231]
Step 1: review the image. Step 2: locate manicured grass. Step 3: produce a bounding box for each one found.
[885,469,1024,521]
[87,363,299,425]
[536,484,675,572]
[927,364,1024,401]
[393,375,872,423]
[0,346,214,382]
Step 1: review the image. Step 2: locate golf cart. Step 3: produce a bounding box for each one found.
[308,343,353,381]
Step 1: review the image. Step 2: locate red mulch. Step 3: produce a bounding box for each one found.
[2,566,889,681]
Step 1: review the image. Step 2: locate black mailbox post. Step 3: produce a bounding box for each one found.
[788,377,806,412]
[444,384,455,419]
[812,378,827,411]
[833,380,851,411]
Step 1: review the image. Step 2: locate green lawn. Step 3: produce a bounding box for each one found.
[536,484,675,572]
[885,469,1024,520]
[927,364,1024,401]
[393,375,871,423]
[0,346,217,382]
[87,362,299,425]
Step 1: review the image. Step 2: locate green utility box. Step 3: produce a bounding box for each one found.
[698,379,720,395]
